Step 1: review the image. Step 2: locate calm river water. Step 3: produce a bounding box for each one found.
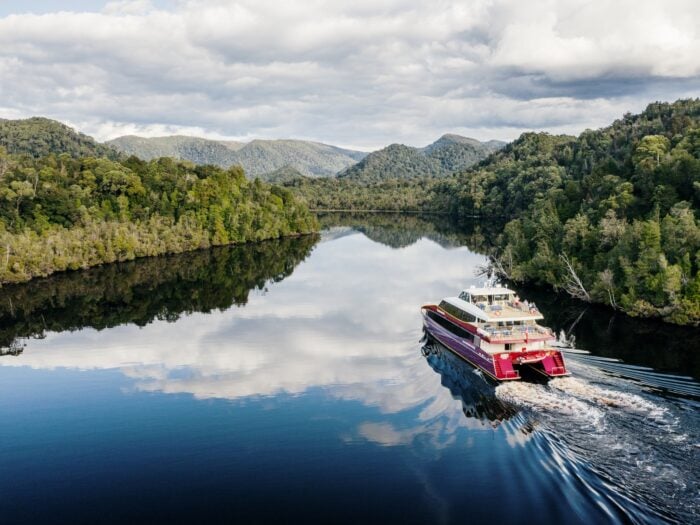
[0,214,698,524]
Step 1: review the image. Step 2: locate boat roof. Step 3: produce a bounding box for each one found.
[462,287,515,296]
[445,296,481,312]
[443,296,543,322]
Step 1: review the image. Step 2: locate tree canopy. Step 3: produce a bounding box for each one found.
[0,149,318,283]
[436,99,700,325]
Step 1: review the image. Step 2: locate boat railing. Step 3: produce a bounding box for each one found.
[500,369,520,379]
[475,301,540,316]
[479,324,554,341]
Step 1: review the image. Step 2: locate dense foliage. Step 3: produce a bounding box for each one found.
[0,149,318,283]
[282,175,438,211]
[257,165,307,184]
[0,117,119,159]
[437,99,700,325]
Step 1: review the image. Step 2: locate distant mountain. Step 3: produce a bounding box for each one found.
[0,117,119,159]
[106,135,244,166]
[0,118,503,184]
[339,144,443,180]
[419,133,491,154]
[338,134,504,181]
[232,139,366,177]
[107,135,367,178]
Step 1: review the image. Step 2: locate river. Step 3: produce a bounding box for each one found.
[0,214,697,524]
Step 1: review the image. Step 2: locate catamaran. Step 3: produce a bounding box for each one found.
[421,285,569,381]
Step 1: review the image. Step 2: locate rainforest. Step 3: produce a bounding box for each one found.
[1,100,699,326]
[0,151,317,284]
[285,100,700,325]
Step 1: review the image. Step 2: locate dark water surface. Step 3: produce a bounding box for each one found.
[0,214,698,524]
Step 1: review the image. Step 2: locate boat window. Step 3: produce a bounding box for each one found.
[427,310,474,342]
[438,301,477,323]
[458,291,471,302]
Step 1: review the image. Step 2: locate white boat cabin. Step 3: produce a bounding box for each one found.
[436,286,554,352]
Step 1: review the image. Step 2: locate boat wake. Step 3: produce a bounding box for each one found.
[549,377,670,419]
[496,380,605,425]
[494,355,700,524]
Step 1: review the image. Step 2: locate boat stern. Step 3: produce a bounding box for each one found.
[493,348,569,380]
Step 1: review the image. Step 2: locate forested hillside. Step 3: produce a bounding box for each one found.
[0,117,119,159]
[232,139,366,177]
[282,176,437,211]
[257,165,307,184]
[0,149,318,283]
[108,135,366,178]
[285,134,504,211]
[338,134,503,181]
[435,99,700,325]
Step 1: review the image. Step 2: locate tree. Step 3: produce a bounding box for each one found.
[633,135,671,171]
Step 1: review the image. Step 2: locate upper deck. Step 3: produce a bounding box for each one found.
[454,287,543,323]
[432,286,555,344]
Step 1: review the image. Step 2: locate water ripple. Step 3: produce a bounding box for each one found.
[492,355,700,524]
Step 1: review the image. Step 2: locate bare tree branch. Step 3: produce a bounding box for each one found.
[599,268,617,309]
[560,253,590,302]
[476,249,518,282]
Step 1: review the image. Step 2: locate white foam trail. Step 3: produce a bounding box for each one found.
[495,381,605,428]
[549,377,668,420]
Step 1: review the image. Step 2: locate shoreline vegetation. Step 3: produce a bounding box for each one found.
[286,100,700,326]
[0,151,318,284]
[1,99,698,327]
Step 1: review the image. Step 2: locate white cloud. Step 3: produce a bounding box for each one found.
[0,0,698,148]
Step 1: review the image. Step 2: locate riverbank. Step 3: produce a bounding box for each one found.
[0,221,318,285]
[0,153,318,285]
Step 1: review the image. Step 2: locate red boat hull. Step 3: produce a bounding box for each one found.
[421,305,569,381]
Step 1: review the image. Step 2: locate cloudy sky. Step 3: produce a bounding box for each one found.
[0,0,698,149]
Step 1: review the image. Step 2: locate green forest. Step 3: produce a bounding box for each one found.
[2,99,698,326]
[289,99,700,325]
[0,117,119,160]
[283,176,438,211]
[437,99,700,325]
[0,149,318,283]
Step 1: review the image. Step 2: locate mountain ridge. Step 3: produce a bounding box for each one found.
[107,135,367,178]
[338,135,505,181]
[1,116,506,183]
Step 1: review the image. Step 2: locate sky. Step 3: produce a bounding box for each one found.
[0,0,698,150]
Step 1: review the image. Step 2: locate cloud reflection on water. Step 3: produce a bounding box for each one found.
[4,234,493,433]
